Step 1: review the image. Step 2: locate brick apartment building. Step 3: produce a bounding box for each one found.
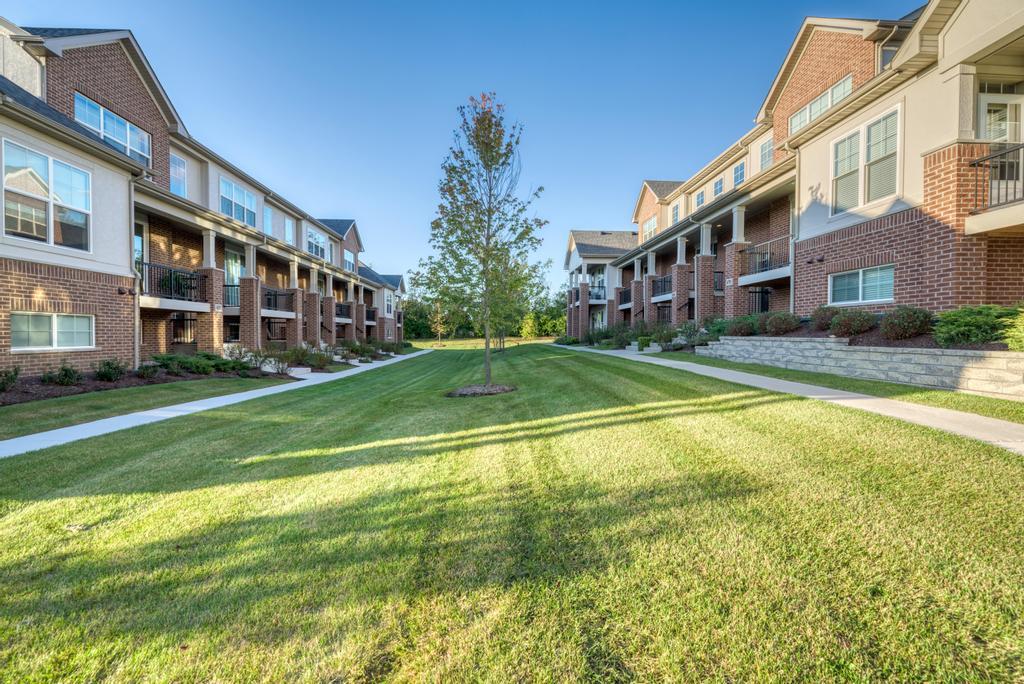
[567,0,1024,337]
[0,18,404,375]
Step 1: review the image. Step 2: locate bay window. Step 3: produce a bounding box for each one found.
[829,265,894,305]
[3,140,91,251]
[11,312,94,350]
[219,177,256,227]
[74,93,151,166]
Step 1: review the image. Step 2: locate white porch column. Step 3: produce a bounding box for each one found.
[950,63,977,140]
[676,236,687,265]
[633,257,642,279]
[202,229,217,268]
[581,263,588,284]
[646,252,656,274]
[309,265,319,292]
[289,258,299,289]
[700,224,713,256]
[732,206,746,244]
[244,244,257,274]
[324,272,333,296]
[347,280,355,301]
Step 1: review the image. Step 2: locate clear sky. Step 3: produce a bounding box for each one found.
[8,0,916,290]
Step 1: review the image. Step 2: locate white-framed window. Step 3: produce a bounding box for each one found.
[263,206,273,235]
[713,178,723,196]
[695,190,705,209]
[219,177,256,227]
[641,216,656,241]
[671,203,679,224]
[789,75,853,134]
[733,162,745,186]
[307,229,327,259]
[830,107,900,215]
[169,153,187,198]
[344,249,355,271]
[11,312,94,351]
[385,290,394,315]
[829,264,894,305]
[74,93,151,166]
[760,138,774,171]
[3,139,92,252]
[284,217,295,244]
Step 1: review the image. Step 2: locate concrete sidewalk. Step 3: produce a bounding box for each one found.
[560,345,1024,455]
[0,349,432,460]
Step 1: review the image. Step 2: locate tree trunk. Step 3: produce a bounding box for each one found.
[483,320,492,386]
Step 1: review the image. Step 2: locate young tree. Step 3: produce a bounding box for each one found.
[429,299,448,343]
[520,311,539,339]
[414,93,547,385]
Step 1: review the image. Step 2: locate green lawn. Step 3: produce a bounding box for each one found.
[0,376,287,441]
[654,350,1024,425]
[1,343,1022,681]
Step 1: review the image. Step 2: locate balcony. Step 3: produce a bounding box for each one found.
[573,288,580,304]
[262,287,294,312]
[335,302,351,319]
[714,271,725,292]
[970,142,1024,212]
[651,274,673,298]
[618,288,632,307]
[589,285,606,301]
[140,262,204,302]
[223,284,239,307]
[365,308,377,324]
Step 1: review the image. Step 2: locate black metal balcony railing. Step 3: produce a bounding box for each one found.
[970,142,1024,212]
[574,288,580,303]
[335,302,351,319]
[141,262,204,302]
[262,288,294,311]
[651,274,673,298]
[397,311,403,324]
[223,284,239,307]
[749,288,772,314]
[714,271,725,291]
[589,285,606,301]
[265,319,286,341]
[365,308,377,322]
[618,288,632,305]
[746,236,790,275]
[656,304,672,324]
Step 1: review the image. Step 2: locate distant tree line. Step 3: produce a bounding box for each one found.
[402,287,565,340]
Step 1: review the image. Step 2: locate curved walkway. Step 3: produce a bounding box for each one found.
[0,350,432,460]
[561,346,1024,455]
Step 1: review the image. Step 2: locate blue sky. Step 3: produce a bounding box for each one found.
[9,0,915,291]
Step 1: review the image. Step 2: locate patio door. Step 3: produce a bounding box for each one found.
[980,93,1024,206]
[980,94,1023,144]
[224,249,245,306]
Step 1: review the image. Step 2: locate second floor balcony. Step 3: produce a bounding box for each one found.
[262,287,294,312]
[335,302,351,319]
[970,142,1024,213]
[140,262,204,302]
[651,274,673,298]
[618,288,632,306]
[365,308,377,323]
[589,285,606,301]
[745,236,791,275]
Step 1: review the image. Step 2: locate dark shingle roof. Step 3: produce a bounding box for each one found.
[318,218,355,240]
[23,27,122,38]
[570,230,637,257]
[378,274,403,289]
[358,265,384,286]
[644,180,684,200]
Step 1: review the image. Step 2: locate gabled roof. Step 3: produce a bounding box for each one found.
[23,27,119,38]
[378,274,404,290]
[565,229,637,268]
[318,218,364,252]
[358,265,384,286]
[643,180,684,200]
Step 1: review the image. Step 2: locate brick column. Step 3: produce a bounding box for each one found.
[370,309,384,341]
[239,276,262,350]
[643,274,657,324]
[196,267,225,354]
[344,301,357,342]
[304,292,321,346]
[694,255,716,324]
[566,289,574,336]
[630,280,643,328]
[578,282,590,337]
[354,302,366,342]
[670,263,689,326]
[321,295,336,347]
[724,241,751,318]
[285,288,304,348]
[610,288,624,326]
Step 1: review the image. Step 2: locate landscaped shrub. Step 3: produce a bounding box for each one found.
[755,312,774,335]
[164,360,186,376]
[136,363,159,380]
[284,346,314,366]
[933,304,1016,348]
[553,335,578,345]
[880,306,933,341]
[94,358,128,382]
[829,309,876,337]
[764,312,801,336]
[676,322,700,344]
[702,318,730,342]
[265,349,291,374]
[195,351,248,373]
[611,331,629,348]
[308,350,333,370]
[41,362,82,386]
[1003,310,1024,352]
[725,317,757,336]
[650,324,675,345]
[811,305,840,331]
[636,336,652,350]
[0,366,19,392]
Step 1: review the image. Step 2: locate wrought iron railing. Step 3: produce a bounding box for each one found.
[574,288,580,303]
[618,288,632,305]
[265,319,286,341]
[746,236,790,274]
[656,304,672,324]
[262,287,294,311]
[141,262,203,301]
[365,308,377,322]
[335,302,351,319]
[970,142,1024,212]
[749,287,771,314]
[223,284,239,307]
[589,285,606,301]
[651,274,673,297]
[714,271,725,291]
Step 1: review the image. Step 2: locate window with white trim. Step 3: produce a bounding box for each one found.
[307,229,327,259]
[169,153,187,198]
[733,162,745,186]
[695,190,705,209]
[344,249,355,271]
[713,178,723,196]
[284,217,295,244]
[789,75,853,134]
[671,203,679,224]
[219,177,256,227]
[3,140,91,251]
[641,216,656,241]
[386,290,394,315]
[760,138,774,171]
[11,312,94,350]
[829,265,894,304]
[74,93,151,166]
[263,206,273,235]
[831,108,900,214]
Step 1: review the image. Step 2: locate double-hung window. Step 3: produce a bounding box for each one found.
[641,216,656,241]
[713,178,723,196]
[344,249,355,271]
[307,229,327,259]
[831,108,899,214]
[829,265,894,305]
[74,93,151,166]
[263,206,273,235]
[386,291,394,315]
[219,177,256,227]
[866,111,899,203]
[169,153,187,198]
[3,140,91,251]
[695,190,705,209]
[671,203,679,224]
[760,138,774,171]
[789,75,853,134]
[284,217,295,244]
[733,162,745,186]
[832,132,860,214]
[11,312,94,350]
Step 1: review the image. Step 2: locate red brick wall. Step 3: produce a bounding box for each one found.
[0,258,135,375]
[986,236,1024,305]
[773,29,876,155]
[635,186,658,240]
[44,42,171,190]
[257,256,289,289]
[745,198,791,246]
[147,215,202,270]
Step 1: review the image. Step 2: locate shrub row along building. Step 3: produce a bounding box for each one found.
[565,0,1024,337]
[0,17,405,376]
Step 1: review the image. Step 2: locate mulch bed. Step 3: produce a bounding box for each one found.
[776,321,1008,351]
[0,370,292,407]
[446,384,517,397]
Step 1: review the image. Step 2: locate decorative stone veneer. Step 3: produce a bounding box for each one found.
[697,336,1024,400]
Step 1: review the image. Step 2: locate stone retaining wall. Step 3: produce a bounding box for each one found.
[696,336,1024,400]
